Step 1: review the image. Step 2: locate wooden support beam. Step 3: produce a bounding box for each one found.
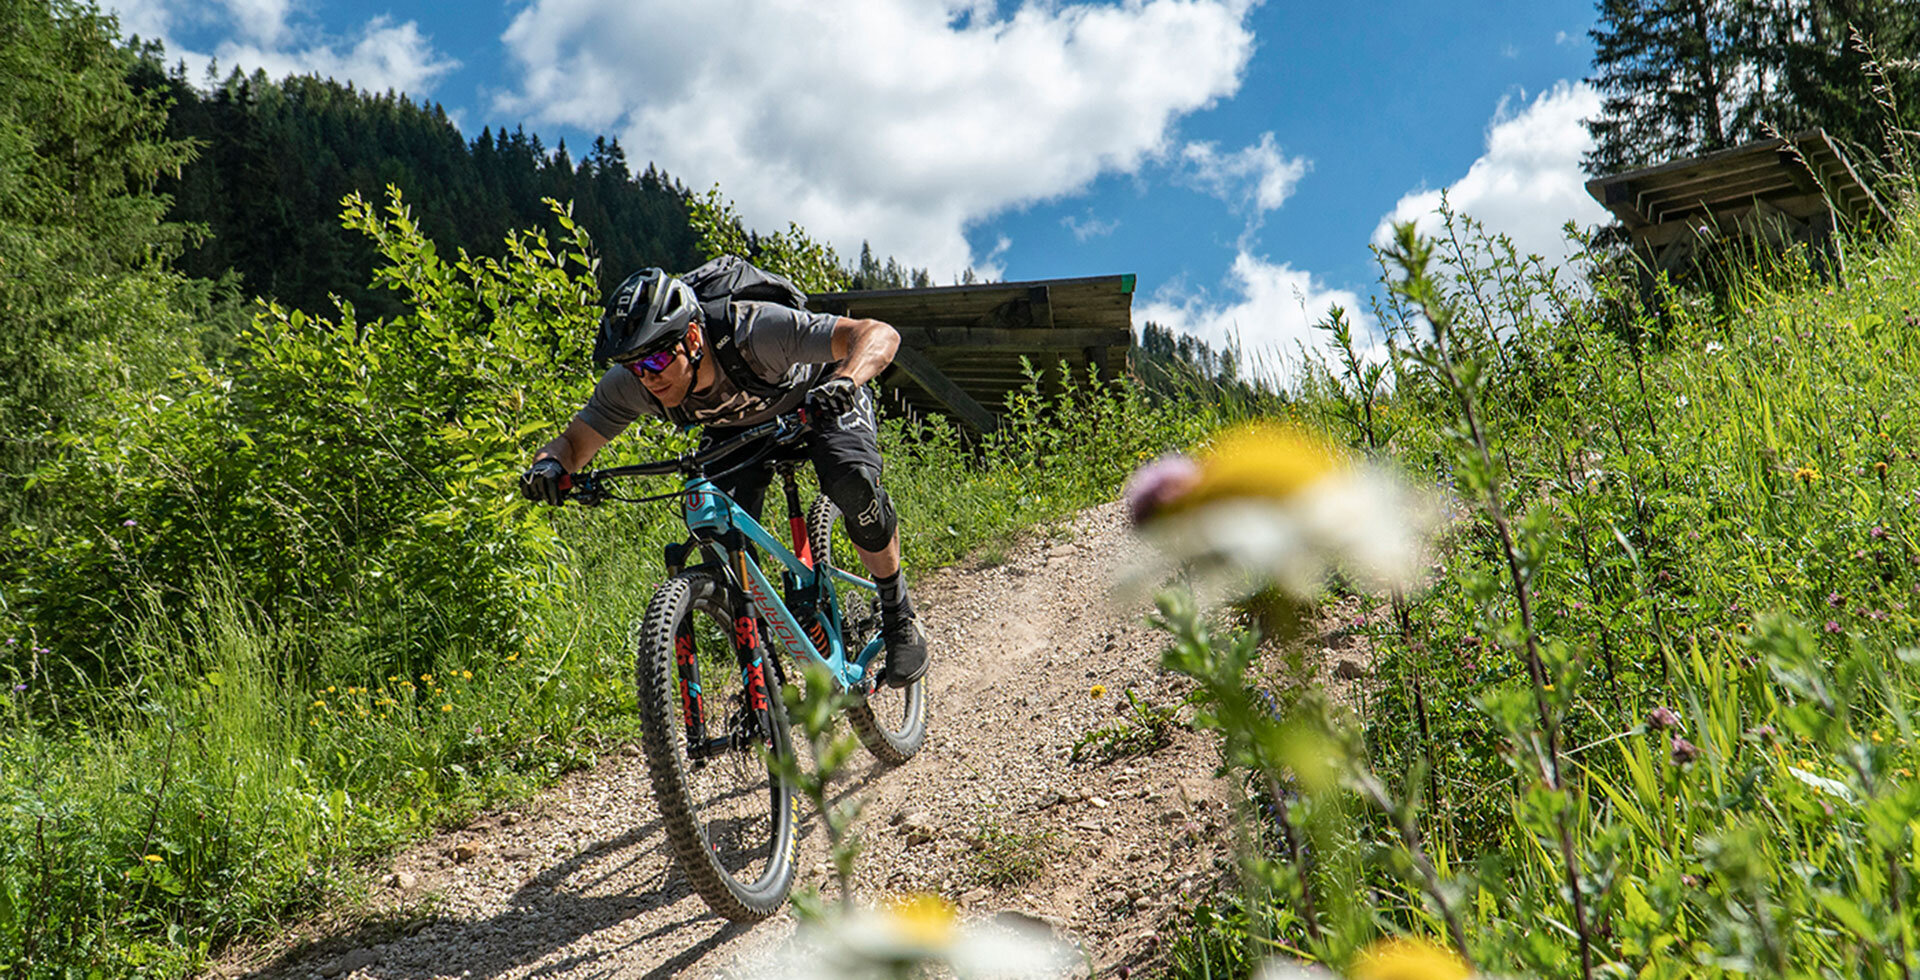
[893,326,1130,350]
[1027,285,1053,329]
[887,343,1001,433]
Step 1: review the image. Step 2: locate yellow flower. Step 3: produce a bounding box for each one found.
[143,854,162,863]
[326,685,336,693]
[1090,684,1107,699]
[1794,465,1821,485]
[1157,423,1342,519]
[420,673,433,682]
[441,704,453,712]
[462,670,473,680]
[885,893,958,948]
[1350,937,1472,980]
[506,653,520,663]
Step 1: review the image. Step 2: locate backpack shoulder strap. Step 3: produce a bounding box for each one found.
[701,305,789,400]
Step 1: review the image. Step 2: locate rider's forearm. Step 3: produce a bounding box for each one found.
[535,419,606,473]
[831,318,900,385]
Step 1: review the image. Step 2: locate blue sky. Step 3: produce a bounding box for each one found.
[106,0,1614,364]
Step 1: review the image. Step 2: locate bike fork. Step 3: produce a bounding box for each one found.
[732,549,778,743]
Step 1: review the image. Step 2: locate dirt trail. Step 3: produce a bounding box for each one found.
[216,501,1381,980]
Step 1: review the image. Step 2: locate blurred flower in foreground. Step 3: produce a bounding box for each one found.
[1119,422,1439,606]
[747,894,1076,980]
[1349,937,1472,980]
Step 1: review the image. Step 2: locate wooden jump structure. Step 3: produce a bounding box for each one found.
[809,274,1136,433]
[1585,128,1892,277]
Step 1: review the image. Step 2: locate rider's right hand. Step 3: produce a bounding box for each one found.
[520,457,570,506]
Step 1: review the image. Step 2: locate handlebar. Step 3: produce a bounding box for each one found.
[565,412,811,506]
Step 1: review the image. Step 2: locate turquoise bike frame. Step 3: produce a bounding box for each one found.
[680,476,883,690]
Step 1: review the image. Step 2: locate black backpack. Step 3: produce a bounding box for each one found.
[680,255,812,401]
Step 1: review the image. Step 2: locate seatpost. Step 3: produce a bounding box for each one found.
[781,465,813,569]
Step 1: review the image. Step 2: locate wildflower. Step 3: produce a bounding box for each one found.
[1825,620,1843,634]
[1647,706,1681,731]
[1671,735,1701,765]
[1120,422,1438,605]
[1794,465,1820,485]
[11,684,23,693]
[1745,724,1777,742]
[122,518,137,527]
[1349,937,1471,980]
[461,670,473,680]
[1089,684,1107,699]
[1829,592,1846,608]
[506,653,519,663]
[1872,525,1890,540]
[746,893,1074,979]
[441,704,453,712]
[143,854,162,863]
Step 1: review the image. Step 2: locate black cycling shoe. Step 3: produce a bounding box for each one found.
[880,616,929,689]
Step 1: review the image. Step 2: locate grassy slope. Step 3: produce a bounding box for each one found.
[1163,208,1920,979]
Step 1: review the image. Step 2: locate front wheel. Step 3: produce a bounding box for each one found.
[807,497,929,765]
[634,571,797,920]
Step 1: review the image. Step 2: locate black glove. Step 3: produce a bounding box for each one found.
[806,376,860,419]
[520,458,570,506]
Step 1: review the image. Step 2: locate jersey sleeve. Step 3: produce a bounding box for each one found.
[737,304,841,372]
[573,365,662,440]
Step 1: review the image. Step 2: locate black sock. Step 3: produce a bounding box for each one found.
[876,570,915,623]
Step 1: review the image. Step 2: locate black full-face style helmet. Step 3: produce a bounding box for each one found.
[594,268,701,366]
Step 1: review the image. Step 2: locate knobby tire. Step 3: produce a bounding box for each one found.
[806,496,929,765]
[635,572,797,921]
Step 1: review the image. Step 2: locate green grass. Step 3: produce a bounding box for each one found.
[1152,202,1920,980]
[966,819,1061,889]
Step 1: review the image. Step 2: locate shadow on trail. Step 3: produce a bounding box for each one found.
[242,756,896,980]
[242,814,725,980]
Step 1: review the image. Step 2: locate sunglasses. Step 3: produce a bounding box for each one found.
[624,348,678,375]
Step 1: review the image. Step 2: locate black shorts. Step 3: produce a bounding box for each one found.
[698,388,884,526]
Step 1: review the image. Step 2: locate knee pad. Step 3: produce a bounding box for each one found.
[823,464,896,551]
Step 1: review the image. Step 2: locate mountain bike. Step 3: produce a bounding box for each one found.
[564,412,928,921]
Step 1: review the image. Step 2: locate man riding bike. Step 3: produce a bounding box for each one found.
[520,266,929,688]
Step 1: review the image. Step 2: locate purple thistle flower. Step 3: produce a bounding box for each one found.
[122,518,137,528]
[1871,525,1889,540]
[1122,454,1200,527]
[1826,620,1843,634]
[1670,735,1701,765]
[1648,705,1682,731]
[1829,592,1846,608]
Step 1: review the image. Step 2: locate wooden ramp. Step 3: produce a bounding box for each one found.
[809,274,1136,432]
[1585,128,1891,275]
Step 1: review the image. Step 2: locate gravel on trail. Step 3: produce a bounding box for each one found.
[214,500,1383,980]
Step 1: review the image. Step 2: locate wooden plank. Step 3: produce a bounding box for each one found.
[895,326,1130,350]
[887,344,1001,433]
[811,274,1131,309]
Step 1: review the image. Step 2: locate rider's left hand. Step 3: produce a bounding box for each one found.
[806,376,860,419]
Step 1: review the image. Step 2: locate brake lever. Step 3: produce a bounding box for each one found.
[567,472,607,507]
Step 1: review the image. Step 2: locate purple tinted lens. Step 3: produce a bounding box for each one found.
[633,349,676,373]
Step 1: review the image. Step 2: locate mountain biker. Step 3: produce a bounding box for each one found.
[519,267,929,689]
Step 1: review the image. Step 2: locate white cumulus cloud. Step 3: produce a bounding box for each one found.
[1136,250,1374,380]
[497,0,1259,278]
[1372,80,1611,266]
[1179,132,1309,214]
[100,0,456,97]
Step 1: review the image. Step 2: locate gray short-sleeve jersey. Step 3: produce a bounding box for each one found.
[574,301,841,438]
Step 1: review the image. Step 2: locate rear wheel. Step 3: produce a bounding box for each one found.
[807,497,928,765]
[634,571,797,920]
